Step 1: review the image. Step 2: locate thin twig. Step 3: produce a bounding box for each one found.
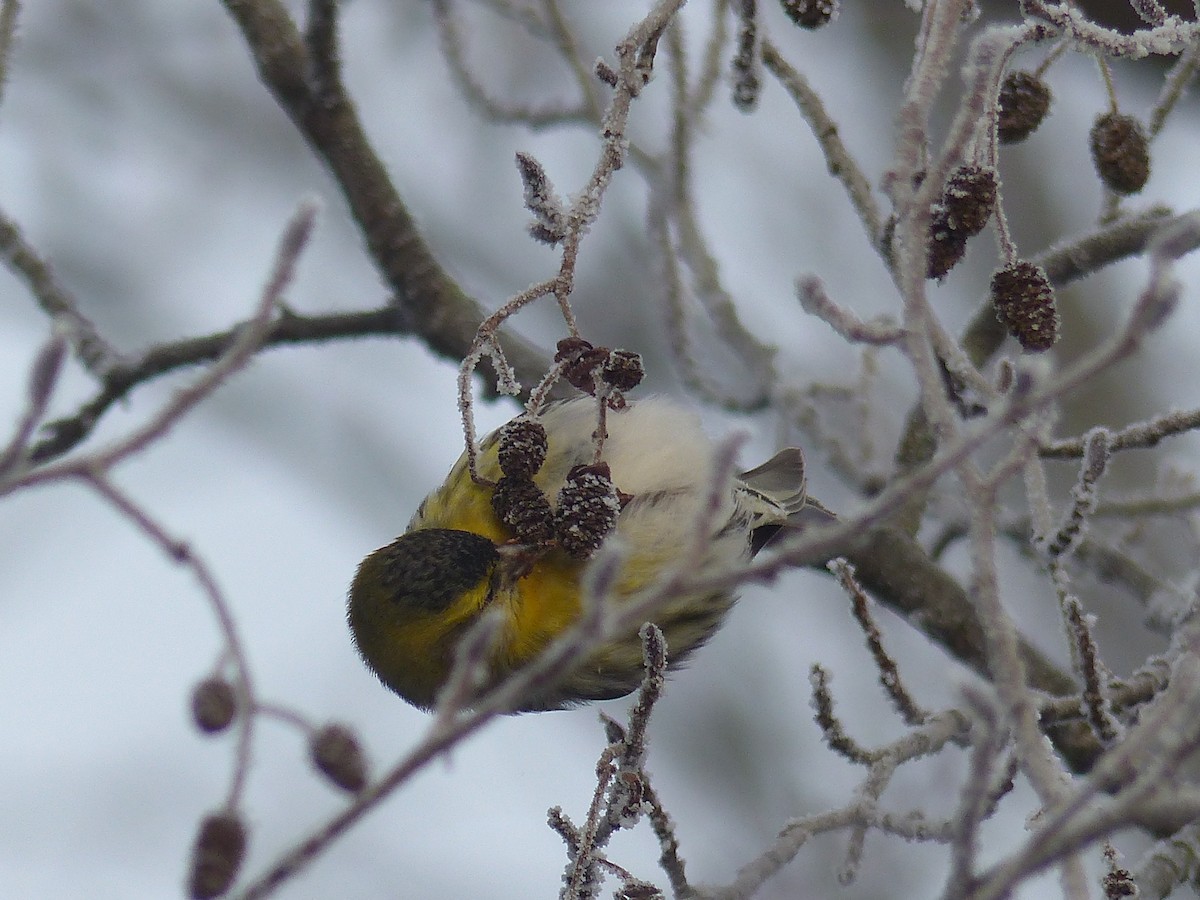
[762,39,883,244]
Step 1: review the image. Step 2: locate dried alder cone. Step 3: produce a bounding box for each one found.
[489,353,642,555]
[554,462,622,559]
[497,417,548,479]
[309,723,369,794]
[940,166,998,235]
[927,165,998,280]
[997,71,1052,144]
[780,0,837,28]
[190,677,237,734]
[990,260,1060,352]
[493,414,556,543]
[601,349,646,392]
[187,811,248,900]
[492,473,555,544]
[1089,112,1150,195]
[554,337,644,400]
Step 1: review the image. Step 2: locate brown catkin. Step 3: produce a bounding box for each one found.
[600,350,645,392]
[779,0,837,28]
[997,71,1052,144]
[492,475,556,544]
[941,166,998,237]
[497,418,548,479]
[310,723,369,794]
[187,812,247,900]
[926,166,997,280]
[555,337,609,396]
[991,260,1060,352]
[190,677,238,735]
[1089,113,1150,195]
[554,463,621,559]
[926,227,969,281]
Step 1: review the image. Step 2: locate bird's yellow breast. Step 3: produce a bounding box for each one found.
[412,445,591,670]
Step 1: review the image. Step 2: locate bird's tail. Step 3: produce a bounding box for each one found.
[739,448,836,555]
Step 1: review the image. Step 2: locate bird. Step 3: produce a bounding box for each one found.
[347,395,828,712]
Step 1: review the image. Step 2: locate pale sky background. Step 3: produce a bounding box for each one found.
[2,2,1199,899]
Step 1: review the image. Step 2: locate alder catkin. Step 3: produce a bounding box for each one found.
[187,812,247,900]
[991,260,1060,352]
[997,71,1052,144]
[554,463,621,559]
[309,723,369,794]
[1089,113,1150,195]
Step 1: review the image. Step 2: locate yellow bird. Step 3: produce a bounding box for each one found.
[347,396,825,711]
